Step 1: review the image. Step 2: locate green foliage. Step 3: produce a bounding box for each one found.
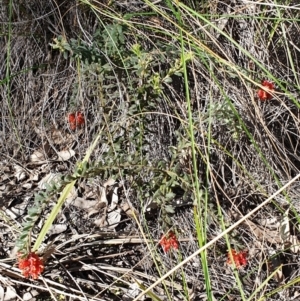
[94,23,126,61]
[50,22,187,109]
[206,100,243,140]
[16,162,92,254]
[16,179,64,254]
[15,21,200,252]
[16,136,194,254]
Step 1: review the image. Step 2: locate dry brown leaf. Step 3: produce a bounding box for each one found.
[30,149,47,162]
[289,235,300,253]
[2,286,17,301]
[66,185,110,222]
[93,186,121,230]
[279,208,300,253]
[29,170,40,181]
[13,165,27,181]
[70,198,97,210]
[273,265,284,284]
[97,186,108,206]
[30,141,51,162]
[22,183,32,189]
[48,224,67,236]
[106,209,121,229]
[280,208,290,243]
[108,187,119,210]
[23,290,39,301]
[233,213,281,244]
[56,149,75,161]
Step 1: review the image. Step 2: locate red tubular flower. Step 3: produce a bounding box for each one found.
[159,231,179,253]
[18,252,44,279]
[257,80,275,101]
[76,112,85,127]
[227,249,248,269]
[68,112,85,130]
[68,113,76,130]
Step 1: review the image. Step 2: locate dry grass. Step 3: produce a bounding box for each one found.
[1,0,300,300]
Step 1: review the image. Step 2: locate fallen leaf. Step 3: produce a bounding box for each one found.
[106,209,121,229]
[280,208,300,253]
[13,165,27,181]
[97,186,108,206]
[56,149,75,161]
[47,224,67,236]
[108,187,119,210]
[280,208,290,243]
[22,183,32,189]
[30,149,46,162]
[3,286,17,301]
[30,140,52,163]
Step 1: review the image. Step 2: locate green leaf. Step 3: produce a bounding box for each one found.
[28,207,39,216]
[19,233,29,242]
[16,240,26,249]
[164,205,175,214]
[164,215,172,225]
[44,183,52,191]
[163,76,172,83]
[165,192,176,200]
[23,225,32,232]
[25,216,33,222]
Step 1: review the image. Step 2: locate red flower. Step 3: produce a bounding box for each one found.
[159,231,179,253]
[18,252,44,279]
[257,80,275,101]
[227,249,248,269]
[68,112,85,130]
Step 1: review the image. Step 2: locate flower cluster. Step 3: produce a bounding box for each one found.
[227,249,248,269]
[18,252,44,279]
[159,231,179,253]
[68,112,85,130]
[257,80,275,101]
